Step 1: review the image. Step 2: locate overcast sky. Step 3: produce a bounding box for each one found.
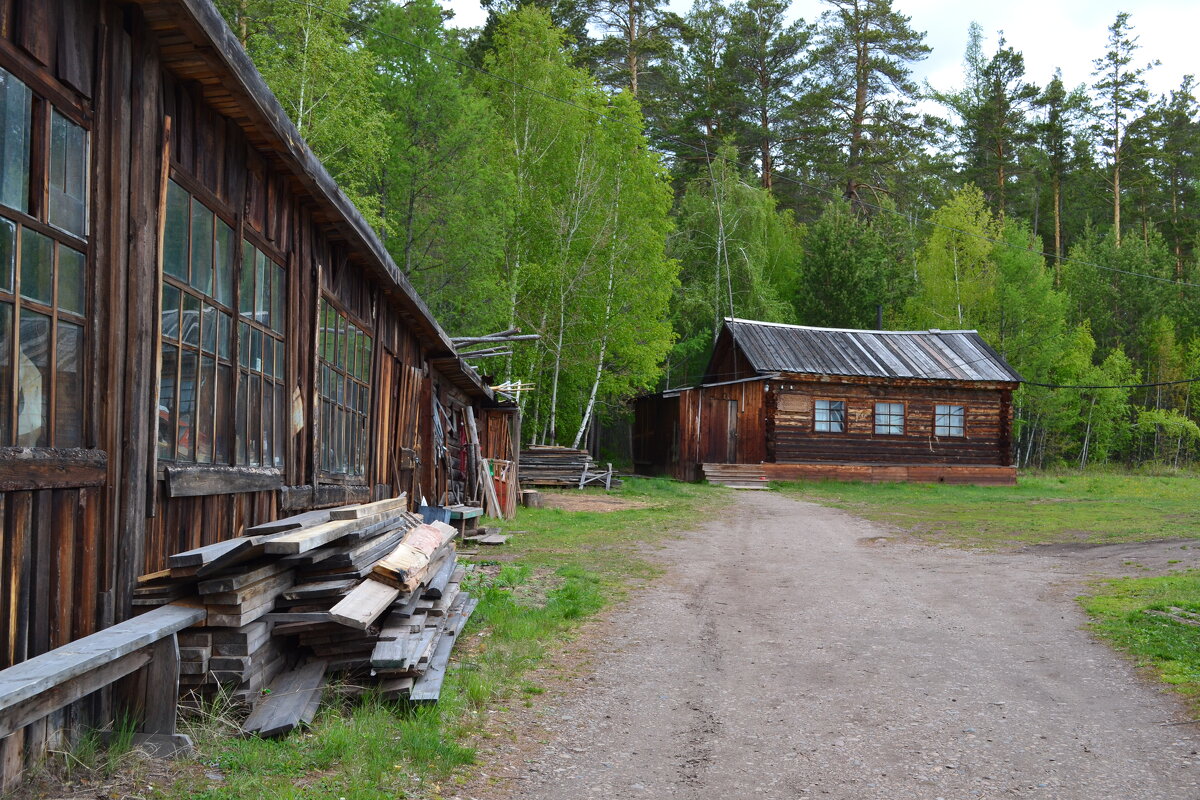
[438,0,1194,100]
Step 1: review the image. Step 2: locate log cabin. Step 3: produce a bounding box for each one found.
[0,0,518,777]
[634,318,1021,486]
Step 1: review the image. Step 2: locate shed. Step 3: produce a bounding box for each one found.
[634,319,1021,486]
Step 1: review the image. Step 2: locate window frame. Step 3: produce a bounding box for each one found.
[0,65,91,449]
[934,404,966,437]
[873,401,905,436]
[156,174,239,465]
[317,294,373,481]
[814,398,846,434]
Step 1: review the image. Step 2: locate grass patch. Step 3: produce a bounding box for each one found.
[169,477,728,799]
[1080,571,1200,712]
[774,472,1200,549]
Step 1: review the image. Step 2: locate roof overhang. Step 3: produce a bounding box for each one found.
[129,0,491,400]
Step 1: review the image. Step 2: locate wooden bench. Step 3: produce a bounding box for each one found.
[0,604,206,754]
[445,504,483,536]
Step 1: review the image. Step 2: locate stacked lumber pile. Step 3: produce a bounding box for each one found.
[135,496,480,738]
[518,445,622,488]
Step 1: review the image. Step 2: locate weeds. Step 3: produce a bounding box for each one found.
[1080,571,1200,712]
[167,478,728,799]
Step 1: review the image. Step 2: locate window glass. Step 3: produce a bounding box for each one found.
[874,402,904,435]
[189,201,213,294]
[58,247,85,315]
[935,404,965,437]
[0,302,11,443]
[163,181,189,281]
[48,110,88,237]
[158,343,177,460]
[0,217,14,293]
[20,227,53,304]
[55,320,83,447]
[318,299,371,477]
[0,68,31,213]
[17,309,50,446]
[214,219,234,306]
[815,399,845,433]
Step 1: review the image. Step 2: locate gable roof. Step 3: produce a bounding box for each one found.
[721,318,1022,383]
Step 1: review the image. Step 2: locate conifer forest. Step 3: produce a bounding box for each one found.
[217,0,1200,470]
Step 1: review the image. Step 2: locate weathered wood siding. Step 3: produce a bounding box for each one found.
[767,376,1014,466]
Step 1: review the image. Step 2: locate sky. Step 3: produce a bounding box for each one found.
[437,0,1194,100]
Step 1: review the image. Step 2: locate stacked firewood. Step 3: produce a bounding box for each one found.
[518,445,622,488]
[134,496,479,738]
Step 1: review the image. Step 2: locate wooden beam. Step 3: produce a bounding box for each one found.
[164,465,283,498]
[0,449,107,491]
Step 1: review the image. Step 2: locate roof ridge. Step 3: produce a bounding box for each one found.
[724,317,979,335]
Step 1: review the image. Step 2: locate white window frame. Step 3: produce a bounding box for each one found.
[874,401,904,435]
[934,404,965,437]
[815,399,845,433]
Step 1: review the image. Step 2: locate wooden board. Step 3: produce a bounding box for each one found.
[328,580,400,630]
[328,496,407,521]
[262,512,400,556]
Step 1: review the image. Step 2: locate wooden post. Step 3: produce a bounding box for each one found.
[141,635,179,736]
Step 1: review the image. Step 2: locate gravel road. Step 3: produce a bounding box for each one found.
[475,491,1200,800]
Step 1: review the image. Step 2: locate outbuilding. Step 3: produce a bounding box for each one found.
[634,318,1021,486]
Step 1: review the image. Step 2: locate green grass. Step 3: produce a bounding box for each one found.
[169,477,728,799]
[774,472,1200,549]
[1080,571,1200,712]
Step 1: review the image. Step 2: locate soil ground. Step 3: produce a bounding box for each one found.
[458,491,1200,800]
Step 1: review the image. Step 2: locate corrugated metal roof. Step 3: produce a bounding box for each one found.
[724,318,1022,383]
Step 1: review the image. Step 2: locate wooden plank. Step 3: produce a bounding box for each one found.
[328,580,399,630]
[408,597,476,703]
[201,571,294,607]
[0,449,108,491]
[260,612,332,624]
[327,495,407,521]
[197,561,289,595]
[243,507,336,536]
[0,648,151,740]
[168,537,251,569]
[165,465,283,498]
[240,657,326,738]
[282,579,357,601]
[141,635,180,735]
[262,512,399,556]
[419,557,456,600]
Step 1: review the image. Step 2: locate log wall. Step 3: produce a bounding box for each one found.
[767,376,1014,467]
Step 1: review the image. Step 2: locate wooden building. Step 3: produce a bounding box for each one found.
[634,319,1021,486]
[0,0,517,773]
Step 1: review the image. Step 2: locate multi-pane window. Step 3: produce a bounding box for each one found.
[814,399,845,433]
[0,67,89,448]
[318,298,371,477]
[236,240,286,467]
[157,180,289,467]
[159,180,236,463]
[874,402,904,435]
[935,404,965,437]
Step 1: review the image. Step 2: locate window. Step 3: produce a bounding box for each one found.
[814,399,845,433]
[0,67,89,448]
[935,404,965,437]
[318,298,371,477]
[158,180,236,463]
[237,240,286,467]
[874,402,904,435]
[157,180,289,468]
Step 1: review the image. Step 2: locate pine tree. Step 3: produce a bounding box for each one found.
[1091,11,1158,245]
[813,0,930,206]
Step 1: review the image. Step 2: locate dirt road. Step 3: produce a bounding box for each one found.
[470,492,1200,800]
